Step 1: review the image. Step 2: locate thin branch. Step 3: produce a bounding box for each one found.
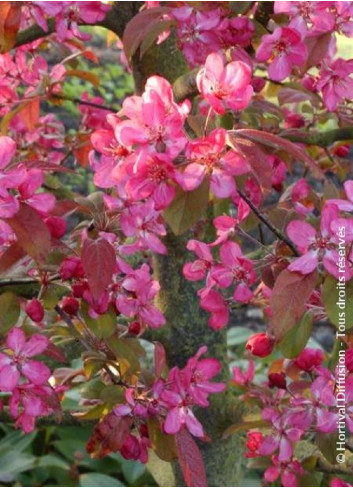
[237,189,299,256]
[173,68,199,103]
[282,127,353,147]
[0,277,39,288]
[50,94,118,112]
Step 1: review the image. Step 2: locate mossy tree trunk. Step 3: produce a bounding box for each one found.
[129,27,245,487]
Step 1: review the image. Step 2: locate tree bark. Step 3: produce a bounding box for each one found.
[129,19,245,488]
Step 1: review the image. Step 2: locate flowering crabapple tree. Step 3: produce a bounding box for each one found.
[2,1,353,486]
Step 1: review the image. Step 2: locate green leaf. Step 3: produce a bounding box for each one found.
[120,458,146,485]
[0,451,35,481]
[100,384,125,405]
[108,337,143,378]
[0,292,20,334]
[42,284,70,309]
[164,178,209,235]
[278,311,313,358]
[82,303,117,339]
[223,420,271,439]
[5,203,51,264]
[36,455,70,471]
[147,417,177,462]
[227,326,254,346]
[322,275,353,330]
[80,473,125,487]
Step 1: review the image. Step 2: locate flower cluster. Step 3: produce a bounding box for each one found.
[183,211,257,330]
[87,345,224,462]
[0,328,61,433]
[233,347,353,486]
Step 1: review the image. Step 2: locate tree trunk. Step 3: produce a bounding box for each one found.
[154,233,244,486]
[127,27,245,486]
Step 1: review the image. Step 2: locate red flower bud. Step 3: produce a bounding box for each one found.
[246,332,273,357]
[25,299,44,323]
[129,321,141,336]
[72,282,87,298]
[61,297,79,316]
[268,372,287,389]
[45,216,67,239]
[334,144,350,157]
[245,431,264,458]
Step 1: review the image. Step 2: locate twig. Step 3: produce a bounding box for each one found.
[50,94,118,112]
[237,189,299,256]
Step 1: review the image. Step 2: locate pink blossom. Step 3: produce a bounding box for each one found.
[331,478,353,487]
[198,288,229,330]
[115,76,189,158]
[232,360,255,386]
[183,346,225,407]
[161,368,204,438]
[264,456,304,487]
[0,136,26,218]
[197,52,253,114]
[317,58,353,111]
[212,201,250,246]
[293,348,324,372]
[260,409,305,461]
[290,178,314,215]
[183,239,213,282]
[116,264,166,329]
[178,129,249,198]
[171,6,223,66]
[9,383,61,433]
[125,152,177,209]
[119,200,167,255]
[286,204,353,279]
[18,168,56,215]
[210,241,256,303]
[35,2,110,41]
[0,328,50,391]
[256,22,308,81]
[268,155,287,191]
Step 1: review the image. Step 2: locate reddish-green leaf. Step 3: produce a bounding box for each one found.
[164,178,209,235]
[123,7,172,61]
[232,128,324,177]
[278,310,313,358]
[154,341,166,378]
[223,419,271,439]
[65,69,99,88]
[147,417,178,462]
[0,2,22,53]
[139,18,175,59]
[227,134,272,189]
[175,428,207,487]
[81,238,116,301]
[6,203,51,264]
[304,32,332,71]
[18,96,40,131]
[270,269,318,341]
[0,242,25,276]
